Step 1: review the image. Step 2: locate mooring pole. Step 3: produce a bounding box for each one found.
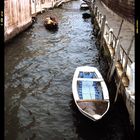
[117,19,124,39]
[34,0,36,13]
[100,15,106,47]
[107,38,121,82]
[114,35,134,103]
[107,19,124,81]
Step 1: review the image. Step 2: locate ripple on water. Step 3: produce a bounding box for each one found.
[5,0,134,140]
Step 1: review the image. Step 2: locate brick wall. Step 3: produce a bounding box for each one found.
[101,0,134,23]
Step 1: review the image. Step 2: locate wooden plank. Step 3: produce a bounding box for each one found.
[77,78,103,82]
[115,61,129,86]
[76,99,108,103]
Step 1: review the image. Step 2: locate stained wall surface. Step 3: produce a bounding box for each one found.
[4,0,32,42]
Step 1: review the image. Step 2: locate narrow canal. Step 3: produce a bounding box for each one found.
[5,0,134,140]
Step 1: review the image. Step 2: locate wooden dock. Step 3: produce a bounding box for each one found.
[87,0,135,129]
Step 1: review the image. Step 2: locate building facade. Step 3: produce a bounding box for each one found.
[4,0,32,42]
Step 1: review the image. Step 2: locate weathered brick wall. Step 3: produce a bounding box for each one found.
[4,0,32,42]
[101,0,134,23]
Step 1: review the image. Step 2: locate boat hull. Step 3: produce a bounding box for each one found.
[72,66,110,121]
[80,3,89,10]
[44,17,58,30]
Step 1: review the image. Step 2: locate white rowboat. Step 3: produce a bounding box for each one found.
[80,2,89,10]
[72,66,110,121]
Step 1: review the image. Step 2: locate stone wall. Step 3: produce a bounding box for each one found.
[101,0,134,23]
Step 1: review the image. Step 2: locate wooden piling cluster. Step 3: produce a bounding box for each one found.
[89,1,135,128]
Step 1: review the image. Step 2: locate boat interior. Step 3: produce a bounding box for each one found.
[76,71,108,116]
[77,71,103,100]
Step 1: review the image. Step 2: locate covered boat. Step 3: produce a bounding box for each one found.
[80,2,89,10]
[72,66,110,121]
[44,17,58,30]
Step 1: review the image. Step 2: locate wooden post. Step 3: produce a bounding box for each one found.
[104,21,107,36]
[115,39,121,61]
[34,0,36,13]
[128,62,135,94]
[100,15,106,47]
[107,38,120,82]
[52,0,54,7]
[114,35,134,103]
[104,21,109,42]
[91,1,95,18]
[95,6,98,17]
[108,28,113,45]
[116,19,124,39]
[114,19,124,49]
[107,20,124,82]
[40,0,42,13]
[91,0,95,11]
[97,10,99,21]
[99,13,102,26]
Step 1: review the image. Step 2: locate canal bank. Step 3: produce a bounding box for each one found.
[86,0,135,129]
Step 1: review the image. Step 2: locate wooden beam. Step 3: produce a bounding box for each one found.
[76,99,108,103]
[77,78,103,82]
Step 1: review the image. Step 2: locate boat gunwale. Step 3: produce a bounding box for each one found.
[72,66,110,121]
[77,78,103,81]
[76,99,109,103]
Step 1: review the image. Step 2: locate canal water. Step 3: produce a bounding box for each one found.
[5,0,134,140]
